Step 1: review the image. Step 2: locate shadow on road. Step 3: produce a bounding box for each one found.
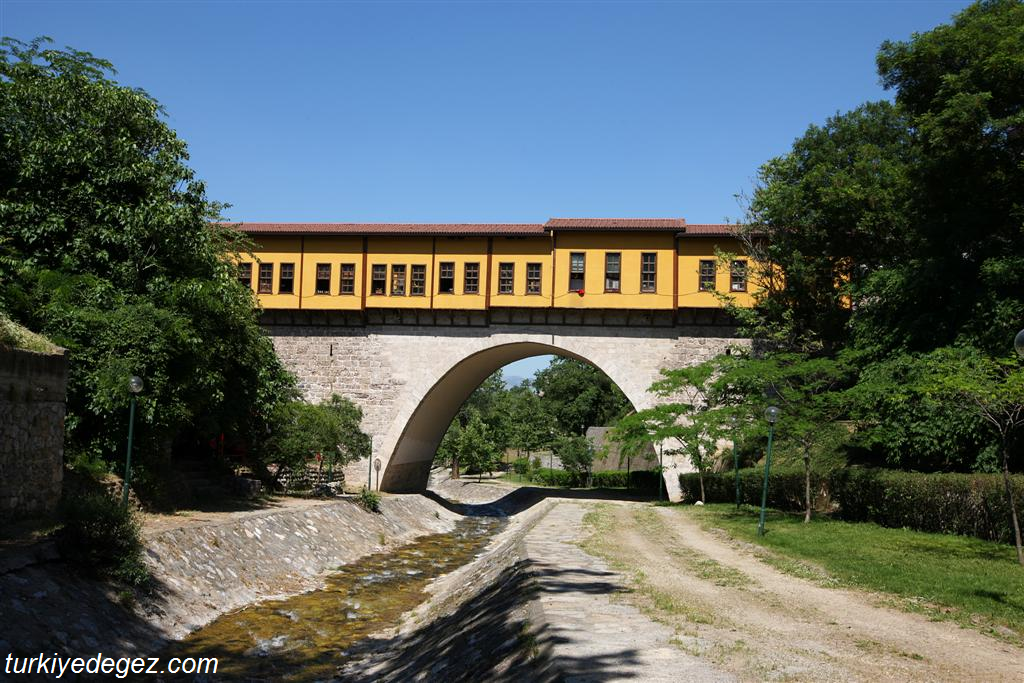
[337,558,644,682]
[422,483,659,517]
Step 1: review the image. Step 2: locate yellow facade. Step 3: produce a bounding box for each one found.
[240,227,760,311]
[301,236,364,309]
[677,237,758,309]
[242,236,302,309]
[489,237,552,307]
[553,232,676,310]
[365,237,434,309]
[434,237,489,310]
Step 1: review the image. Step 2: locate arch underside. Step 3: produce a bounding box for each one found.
[379,342,627,492]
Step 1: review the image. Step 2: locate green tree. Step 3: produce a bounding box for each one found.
[922,347,1024,565]
[455,411,500,482]
[871,0,1024,355]
[0,37,296,481]
[845,352,992,471]
[555,434,595,487]
[532,357,631,435]
[708,353,851,521]
[505,385,556,458]
[264,395,370,485]
[741,101,914,352]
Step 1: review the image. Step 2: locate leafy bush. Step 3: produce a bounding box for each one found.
[591,469,661,491]
[681,467,1024,544]
[57,492,150,587]
[356,487,382,513]
[829,469,1024,544]
[531,467,575,487]
[512,457,532,477]
[680,467,825,511]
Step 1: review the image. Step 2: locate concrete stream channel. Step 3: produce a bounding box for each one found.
[156,482,562,681]
[0,480,656,681]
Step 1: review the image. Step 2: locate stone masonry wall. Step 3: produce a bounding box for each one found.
[0,347,68,520]
[268,320,745,498]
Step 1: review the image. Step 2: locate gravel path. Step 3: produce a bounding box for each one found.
[579,502,1024,682]
[525,503,734,682]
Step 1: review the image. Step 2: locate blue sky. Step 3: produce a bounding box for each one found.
[1,0,971,379]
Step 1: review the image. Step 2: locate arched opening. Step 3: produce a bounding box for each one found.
[379,342,645,492]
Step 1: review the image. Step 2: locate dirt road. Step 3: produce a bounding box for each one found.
[579,503,1023,682]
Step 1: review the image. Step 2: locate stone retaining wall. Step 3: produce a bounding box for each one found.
[0,495,460,656]
[0,347,68,520]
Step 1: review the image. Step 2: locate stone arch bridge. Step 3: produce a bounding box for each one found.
[265,308,744,500]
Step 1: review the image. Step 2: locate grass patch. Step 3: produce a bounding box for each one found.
[681,504,1024,644]
[0,313,60,353]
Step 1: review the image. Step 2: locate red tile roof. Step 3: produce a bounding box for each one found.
[229,223,546,236]
[225,219,743,237]
[679,224,743,237]
[544,218,686,230]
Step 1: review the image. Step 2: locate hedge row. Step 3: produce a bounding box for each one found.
[679,467,1024,544]
[525,468,660,490]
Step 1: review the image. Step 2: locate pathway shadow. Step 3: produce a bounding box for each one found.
[422,485,657,517]
[336,558,643,682]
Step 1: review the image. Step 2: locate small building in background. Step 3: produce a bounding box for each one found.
[586,426,659,472]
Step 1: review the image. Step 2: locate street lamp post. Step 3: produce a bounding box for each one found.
[658,442,665,502]
[730,415,741,509]
[757,405,780,536]
[122,375,143,507]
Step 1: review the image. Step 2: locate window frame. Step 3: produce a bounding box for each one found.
[278,262,295,295]
[699,259,717,292]
[640,253,657,293]
[370,264,387,296]
[258,263,273,294]
[237,262,252,289]
[526,262,542,295]
[411,264,426,296]
[438,261,455,294]
[314,263,331,295]
[391,264,407,296]
[730,259,748,292]
[569,252,585,292]
[604,252,621,293]
[339,263,356,295]
[464,262,480,294]
[498,262,515,295]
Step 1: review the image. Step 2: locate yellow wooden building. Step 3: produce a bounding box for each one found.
[231,218,758,312]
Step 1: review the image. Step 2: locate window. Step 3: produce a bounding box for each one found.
[464,262,480,294]
[391,264,406,296]
[699,260,716,291]
[604,253,621,292]
[237,262,252,289]
[315,263,331,295]
[411,265,426,296]
[340,264,355,295]
[640,253,657,293]
[730,260,748,292]
[279,263,295,294]
[526,263,542,294]
[371,265,387,295]
[439,262,455,294]
[258,263,273,294]
[498,263,514,294]
[569,252,585,291]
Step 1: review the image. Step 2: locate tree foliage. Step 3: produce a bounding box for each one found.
[532,357,631,435]
[264,395,371,479]
[0,37,295,477]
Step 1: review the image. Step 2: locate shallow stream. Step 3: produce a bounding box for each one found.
[165,514,505,681]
